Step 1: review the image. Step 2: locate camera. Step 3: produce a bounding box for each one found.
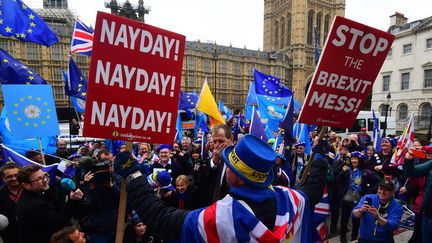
[91,159,112,185]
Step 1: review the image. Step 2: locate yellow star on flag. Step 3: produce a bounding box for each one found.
[81,92,86,96]
[28,76,34,80]
[5,26,11,33]
[0,19,3,25]
[27,28,33,33]
[28,14,34,20]
[3,58,8,63]
[20,33,26,38]
[21,4,27,10]
[30,22,36,27]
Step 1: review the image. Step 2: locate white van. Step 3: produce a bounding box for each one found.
[331,111,396,139]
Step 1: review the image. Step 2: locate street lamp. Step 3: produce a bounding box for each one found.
[382,92,391,137]
[213,49,218,99]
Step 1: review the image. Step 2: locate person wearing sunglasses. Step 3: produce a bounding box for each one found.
[15,165,84,243]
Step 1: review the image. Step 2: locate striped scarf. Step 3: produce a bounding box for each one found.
[182,186,312,243]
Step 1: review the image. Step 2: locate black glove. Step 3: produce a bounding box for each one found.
[114,151,140,178]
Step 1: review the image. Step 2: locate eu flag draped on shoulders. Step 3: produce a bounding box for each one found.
[70,18,93,56]
[0,0,58,46]
[68,56,88,100]
[0,48,46,84]
[254,69,292,97]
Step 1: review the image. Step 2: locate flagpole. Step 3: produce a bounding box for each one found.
[68,96,72,147]
[300,126,327,185]
[37,137,46,165]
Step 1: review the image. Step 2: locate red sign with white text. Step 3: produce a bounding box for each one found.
[298,16,394,128]
[83,12,185,143]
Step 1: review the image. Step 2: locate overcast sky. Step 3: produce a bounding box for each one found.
[26,0,431,50]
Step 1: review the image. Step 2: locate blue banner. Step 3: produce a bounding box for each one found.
[2,85,60,139]
[254,69,292,98]
[68,56,88,100]
[256,96,286,132]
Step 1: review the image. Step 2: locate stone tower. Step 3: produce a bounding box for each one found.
[105,0,151,23]
[43,0,68,9]
[263,0,345,101]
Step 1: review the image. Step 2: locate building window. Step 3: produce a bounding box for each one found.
[420,103,431,123]
[387,48,392,58]
[27,43,40,60]
[52,85,65,101]
[398,104,408,120]
[220,60,227,73]
[426,38,432,49]
[307,10,314,45]
[51,45,63,61]
[324,15,330,41]
[425,70,432,88]
[234,63,241,75]
[401,72,410,90]
[280,17,285,48]
[316,12,322,45]
[52,68,63,80]
[274,20,279,49]
[403,43,412,54]
[233,95,241,106]
[76,55,89,63]
[382,75,390,91]
[186,75,195,87]
[187,56,195,70]
[233,79,241,90]
[287,14,291,46]
[380,105,386,116]
[0,40,12,53]
[203,59,211,73]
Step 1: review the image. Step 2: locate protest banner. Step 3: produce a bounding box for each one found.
[298,16,394,128]
[83,12,185,143]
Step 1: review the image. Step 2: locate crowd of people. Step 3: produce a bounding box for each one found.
[0,123,430,243]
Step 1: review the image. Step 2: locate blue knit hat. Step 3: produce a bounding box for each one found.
[156,144,172,153]
[131,214,142,227]
[154,170,172,187]
[222,134,275,188]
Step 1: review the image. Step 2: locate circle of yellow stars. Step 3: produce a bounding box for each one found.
[0,1,37,40]
[261,77,283,95]
[13,96,52,127]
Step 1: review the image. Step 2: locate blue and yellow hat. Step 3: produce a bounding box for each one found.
[222,134,275,188]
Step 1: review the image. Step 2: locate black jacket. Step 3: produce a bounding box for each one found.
[127,154,328,241]
[16,188,83,243]
[0,186,20,243]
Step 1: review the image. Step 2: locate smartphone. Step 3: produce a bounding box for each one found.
[412,150,427,159]
[365,196,372,205]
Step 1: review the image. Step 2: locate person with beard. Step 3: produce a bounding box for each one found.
[16,165,84,243]
[0,163,21,243]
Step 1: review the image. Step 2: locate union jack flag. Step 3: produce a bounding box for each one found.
[70,19,93,56]
[182,186,312,243]
[390,112,415,167]
[313,186,330,242]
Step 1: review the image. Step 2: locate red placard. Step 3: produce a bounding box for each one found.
[83,12,185,143]
[298,16,394,128]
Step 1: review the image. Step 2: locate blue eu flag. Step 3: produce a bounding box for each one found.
[254,69,292,98]
[179,90,198,110]
[1,85,60,139]
[0,48,46,84]
[256,96,286,132]
[0,0,59,46]
[68,56,87,100]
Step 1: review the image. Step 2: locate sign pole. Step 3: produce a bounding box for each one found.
[37,137,46,165]
[300,126,327,185]
[115,141,133,243]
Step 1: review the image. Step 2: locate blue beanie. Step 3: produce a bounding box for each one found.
[156,144,172,153]
[131,214,142,227]
[155,170,172,186]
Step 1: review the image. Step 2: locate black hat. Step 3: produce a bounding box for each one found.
[379,180,395,191]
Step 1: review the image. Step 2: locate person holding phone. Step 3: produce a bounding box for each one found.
[352,180,403,243]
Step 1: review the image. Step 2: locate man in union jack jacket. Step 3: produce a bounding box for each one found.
[115,134,328,242]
